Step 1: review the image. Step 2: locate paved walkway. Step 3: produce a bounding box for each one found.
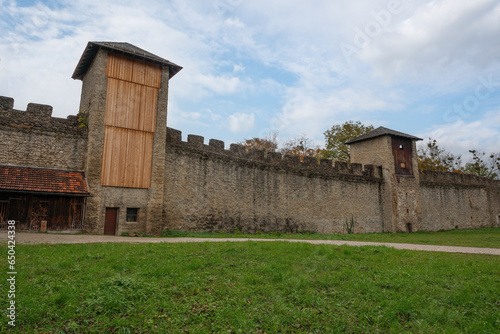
[4,232,499,255]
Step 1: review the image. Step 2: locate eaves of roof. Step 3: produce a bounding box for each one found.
[72,41,182,80]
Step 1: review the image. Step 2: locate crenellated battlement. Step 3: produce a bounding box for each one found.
[0,96,86,136]
[420,169,500,188]
[166,127,382,181]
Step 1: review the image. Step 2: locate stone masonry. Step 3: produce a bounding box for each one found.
[0,41,499,235]
[0,96,87,171]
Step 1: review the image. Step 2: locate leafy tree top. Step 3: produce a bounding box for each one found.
[322,120,374,162]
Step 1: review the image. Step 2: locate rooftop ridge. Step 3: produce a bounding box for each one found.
[345,126,423,145]
[72,41,183,80]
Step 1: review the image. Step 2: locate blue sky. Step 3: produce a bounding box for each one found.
[1,0,499,157]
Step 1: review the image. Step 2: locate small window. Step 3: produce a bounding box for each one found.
[126,208,139,222]
[400,162,406,169]
[399,144,404,150]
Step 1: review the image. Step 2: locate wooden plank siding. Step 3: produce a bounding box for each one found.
[100,53,161,188]
[101,127,154,188]
[106,53,162,88]
[104,78,158,132]
[0,194,85,231]
[106,53,134,82]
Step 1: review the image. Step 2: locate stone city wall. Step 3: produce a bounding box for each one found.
[1,95,498,235]
[419,170,500,230]
[163,128,385,234]
[0,96,88,171]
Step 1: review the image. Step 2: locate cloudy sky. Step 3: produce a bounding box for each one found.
[1,0,499,157]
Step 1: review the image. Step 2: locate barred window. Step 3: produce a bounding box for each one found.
[126,208,139,222]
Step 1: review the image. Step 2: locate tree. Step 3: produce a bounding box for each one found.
[322,121,374,162]
[417,139,500,180]
[417,138,463,173]
[240,130,278,153]
[280,135,323,161]
[463,150,500,179]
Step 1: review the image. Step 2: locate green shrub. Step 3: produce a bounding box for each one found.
[76,111,88,128]
[344,215,355,234]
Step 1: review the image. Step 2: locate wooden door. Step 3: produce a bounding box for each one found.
[392,138,413,176]
[104,208,118,235]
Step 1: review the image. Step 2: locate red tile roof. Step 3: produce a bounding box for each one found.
[0,165,90,196]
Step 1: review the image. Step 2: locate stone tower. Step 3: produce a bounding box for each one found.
[72,42,182,235]
[346,127,423,233]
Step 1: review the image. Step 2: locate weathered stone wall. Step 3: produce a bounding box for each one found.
[350,135,423,233]
[1,95,499,235]
[419,170,500,230]
[0,96,87,170]
[350,135,393,168]
[163,128,384,234]
[78,49,109,233]
[163,129,500,235]
[489,185,500,227]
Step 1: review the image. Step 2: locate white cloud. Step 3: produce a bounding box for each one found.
[182,112,202,121]
[419,110,500,157]
[359,0,500,86]
[224,18,245,28]
[228,112,255,134]
[271,82,402,144]
[233,64,245,73]
[195,74,243,95]
[206,109,222,122]
[0,0,498,157]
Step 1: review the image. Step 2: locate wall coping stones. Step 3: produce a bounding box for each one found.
[165,127,500,188]
[187,134,204,147]
[166,127,383,182]
[0,96,14,112]
[0,96,87,137]
[209,139,225,151]
[419,170,500,188]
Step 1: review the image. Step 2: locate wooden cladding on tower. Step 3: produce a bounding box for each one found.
[106,53,162,88]
[101,53,162,188]
[105,79,158,132]
[101,127,154,188]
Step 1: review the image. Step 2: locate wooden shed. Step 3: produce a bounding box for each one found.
[0,166,90,231]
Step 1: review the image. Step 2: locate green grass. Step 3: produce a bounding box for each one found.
[162,227,500,249]
[1,242,499,333]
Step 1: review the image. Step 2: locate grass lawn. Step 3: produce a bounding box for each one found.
[161,227,500,249]
[1,242,499,333]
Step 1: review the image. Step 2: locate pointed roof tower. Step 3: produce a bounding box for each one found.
[72,41,182,80]
[345,126,422,145]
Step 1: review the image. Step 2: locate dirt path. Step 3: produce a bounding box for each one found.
[3,232,499,255]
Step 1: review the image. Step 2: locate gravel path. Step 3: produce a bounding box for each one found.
[4,232,499,255]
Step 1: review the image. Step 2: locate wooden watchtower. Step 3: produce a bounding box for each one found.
[72,42,182,235]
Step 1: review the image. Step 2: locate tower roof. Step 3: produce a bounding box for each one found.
[345,126,423,145]
[72,41,182,80]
